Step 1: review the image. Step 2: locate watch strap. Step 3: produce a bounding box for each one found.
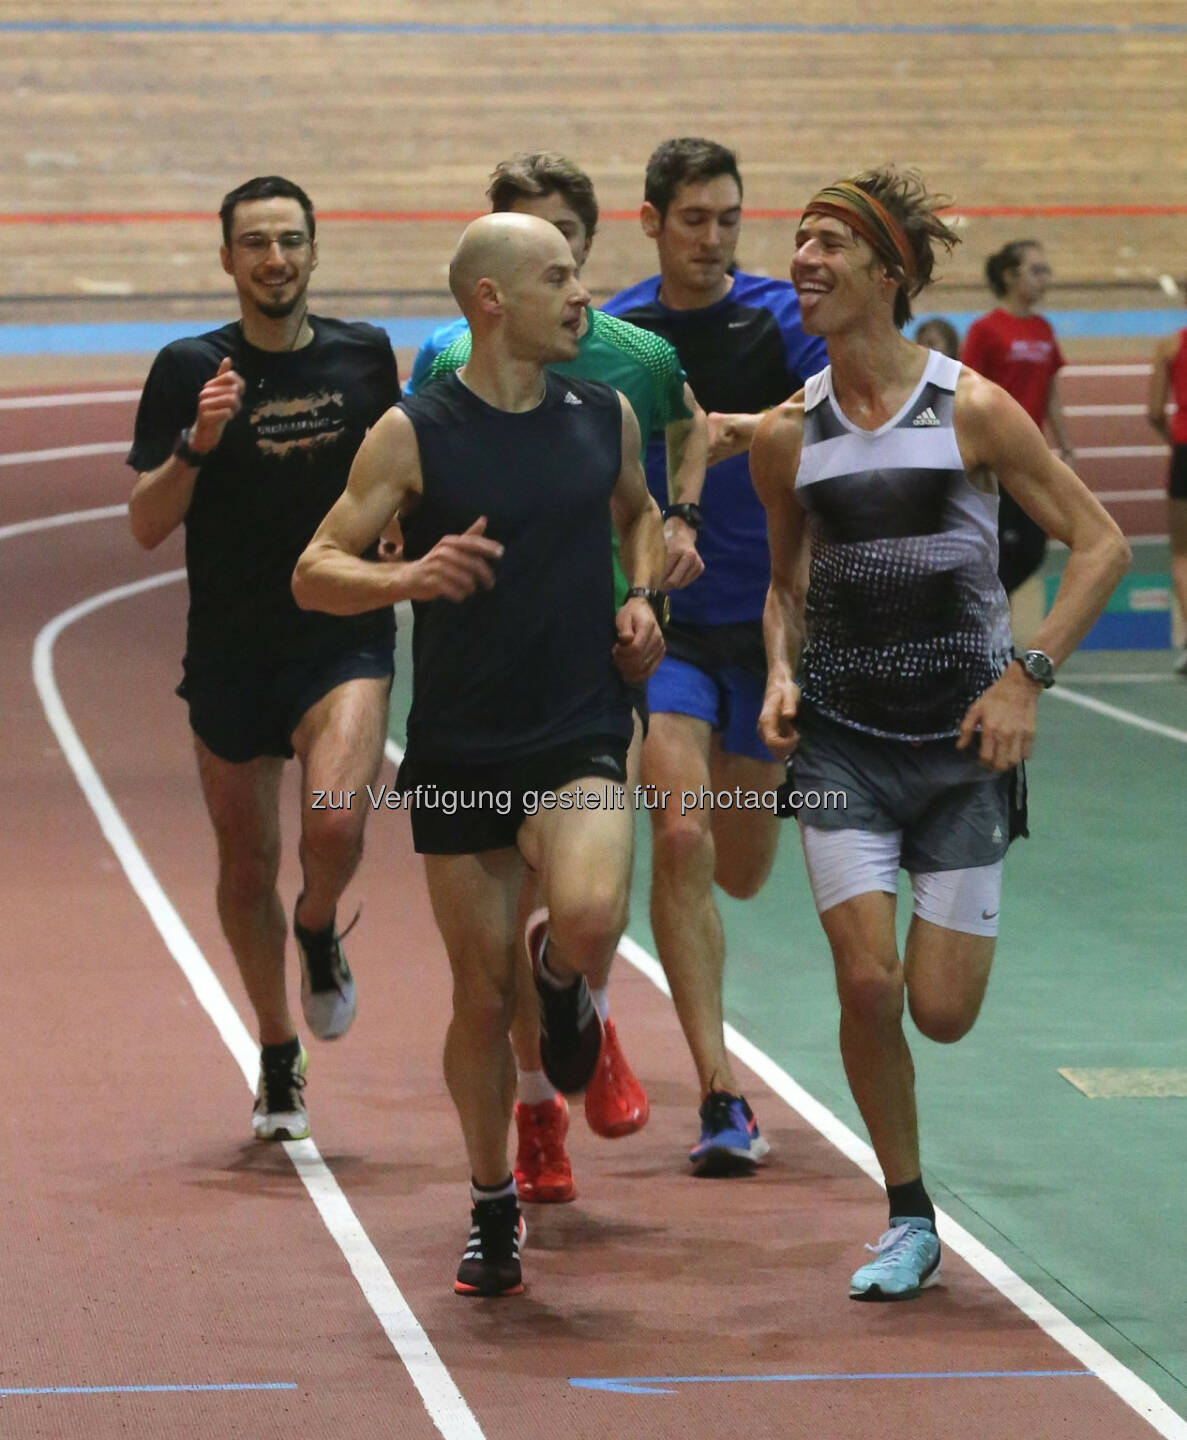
[172,427,210,468]
[662,501,704,531]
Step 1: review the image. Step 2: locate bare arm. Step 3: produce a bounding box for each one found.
[1146,337,1174,440]
[292,406,503,613]
[706,410,763,467]
[610,395,667,682]
[1044,374,1075,461]
[954,369,1131,768]
[662,383,708,589]
[128,356,244,549]
[750,399,809,756]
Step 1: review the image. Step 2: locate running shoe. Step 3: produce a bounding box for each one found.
[1174,645,1187,677]
[514,1096,576,1203]
[849,1217,941,1301]
[252,1042,310,1141]
[688,1090,770,1176]
[293,902,358,1041]
[454,1195,526,1297]
[584,1017,649,1138]
[526,912,603,1094]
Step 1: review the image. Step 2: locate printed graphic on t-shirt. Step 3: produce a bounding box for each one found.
[251,390,347,457]
[1007,339,1055,364]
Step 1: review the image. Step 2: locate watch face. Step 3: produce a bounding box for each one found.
[1024,651,1054,686]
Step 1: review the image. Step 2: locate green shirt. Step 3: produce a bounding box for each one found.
[425,308,692,605]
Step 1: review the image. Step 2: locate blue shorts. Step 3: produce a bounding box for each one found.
[647,621,775,763]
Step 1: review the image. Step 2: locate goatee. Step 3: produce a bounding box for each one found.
[257,294,301,319]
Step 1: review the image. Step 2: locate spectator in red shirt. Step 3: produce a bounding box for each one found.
[1147,323,1187,673]
[961,241,1076,592]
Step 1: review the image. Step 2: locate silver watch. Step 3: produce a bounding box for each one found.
[1018,649,1055,689]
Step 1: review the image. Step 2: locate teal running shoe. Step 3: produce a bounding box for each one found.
[849,1217,941,1301]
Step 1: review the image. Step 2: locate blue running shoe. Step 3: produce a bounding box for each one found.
[688,1090,770,1176]
[849,1217,941,1301]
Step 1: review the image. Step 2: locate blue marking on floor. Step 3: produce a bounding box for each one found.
[0,311,1178,357]
[2,20,1186,35]
[0,1382,298,1395]
[570,1369,1093,1395]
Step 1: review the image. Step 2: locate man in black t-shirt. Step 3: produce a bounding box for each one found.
[128,176,400,1146]
[293,213,667,1299]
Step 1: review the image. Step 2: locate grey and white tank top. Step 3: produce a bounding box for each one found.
[794,350,1012,740]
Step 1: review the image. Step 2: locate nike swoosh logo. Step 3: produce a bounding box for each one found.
[981,909,999,921]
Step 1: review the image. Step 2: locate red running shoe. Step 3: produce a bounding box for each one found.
[514,1096,576,1203]
[584,1018,650,1138]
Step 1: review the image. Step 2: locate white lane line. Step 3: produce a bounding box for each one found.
[1063,365,1153,378]
[1050,686,1187,744]
[1061,672,1178,685]
[1,441,128,467]
[0,504,126,541]
[1095,489,1164,503]
[32,575,485,1440]
[377,747,1185,1435]
[0,390,140,410]
[1076,446,1168,460]
[1063,404,1173,418]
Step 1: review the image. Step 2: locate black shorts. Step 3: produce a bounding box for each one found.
[624,682,650,736]
[177,643,395,764]
[396,734,629,854]
[1169,445,1187,501]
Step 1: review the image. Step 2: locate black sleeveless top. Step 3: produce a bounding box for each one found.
[399,371,632,763]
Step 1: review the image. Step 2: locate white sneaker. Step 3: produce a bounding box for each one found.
[294,905,358,1040]
[252,1042,310,1141]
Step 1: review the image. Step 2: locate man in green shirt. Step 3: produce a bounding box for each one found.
[414,152,707,1206]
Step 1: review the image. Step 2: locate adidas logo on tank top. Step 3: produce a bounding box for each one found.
[794,351,1012,740]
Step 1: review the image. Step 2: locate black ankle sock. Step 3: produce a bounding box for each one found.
[471,1175,516,1204]
[886,1177,935,1226]
[261,1036,301,1062]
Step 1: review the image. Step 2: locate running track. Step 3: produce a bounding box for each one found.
[1,379,1182,1440]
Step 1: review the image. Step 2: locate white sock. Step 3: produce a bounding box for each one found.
[591,987,610,1022]
[471,1174,516,1204]
[517,1069,558,1106]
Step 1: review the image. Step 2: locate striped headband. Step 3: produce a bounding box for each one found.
[801,181,917,287]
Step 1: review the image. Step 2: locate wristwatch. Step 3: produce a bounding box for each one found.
[662,501,704,532]
[172,426,210,468]
[1017,649,1055,689]
[626,585,671,627]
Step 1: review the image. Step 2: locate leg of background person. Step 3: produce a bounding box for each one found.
[291,676,390,932]
[707,738,782,900]
[424,848,524,1186]
[819,889,920,1185]
[193,739,292,1045]
[1169,497,1187,652]
[644,712,739,1097]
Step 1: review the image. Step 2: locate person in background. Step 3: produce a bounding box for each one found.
[1147,319,1187,674]
[961,241,1075,594]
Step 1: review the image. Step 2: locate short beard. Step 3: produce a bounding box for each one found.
[256,293,302,319]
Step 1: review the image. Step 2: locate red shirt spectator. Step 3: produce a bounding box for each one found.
[960,309,1064,428]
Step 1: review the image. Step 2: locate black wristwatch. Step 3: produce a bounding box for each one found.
[1016,649,1055,689]
[662,501,704,532]
[172,426,210,468]
[626,586,671,627]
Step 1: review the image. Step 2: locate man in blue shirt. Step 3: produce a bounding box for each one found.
[606,137,827,1173]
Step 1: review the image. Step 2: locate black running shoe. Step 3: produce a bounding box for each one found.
[293,902,358,1041]
[526,911,603,1095]
[454,1195,526,1297]
[252,1041,310,1141]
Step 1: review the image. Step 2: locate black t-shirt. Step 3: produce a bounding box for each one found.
[399,371,632,764]
[127,315,400,662]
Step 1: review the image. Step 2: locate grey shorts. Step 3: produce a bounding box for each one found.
[791,705,1015,873]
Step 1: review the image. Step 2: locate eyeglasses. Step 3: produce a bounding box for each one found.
[233,233,311,254]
